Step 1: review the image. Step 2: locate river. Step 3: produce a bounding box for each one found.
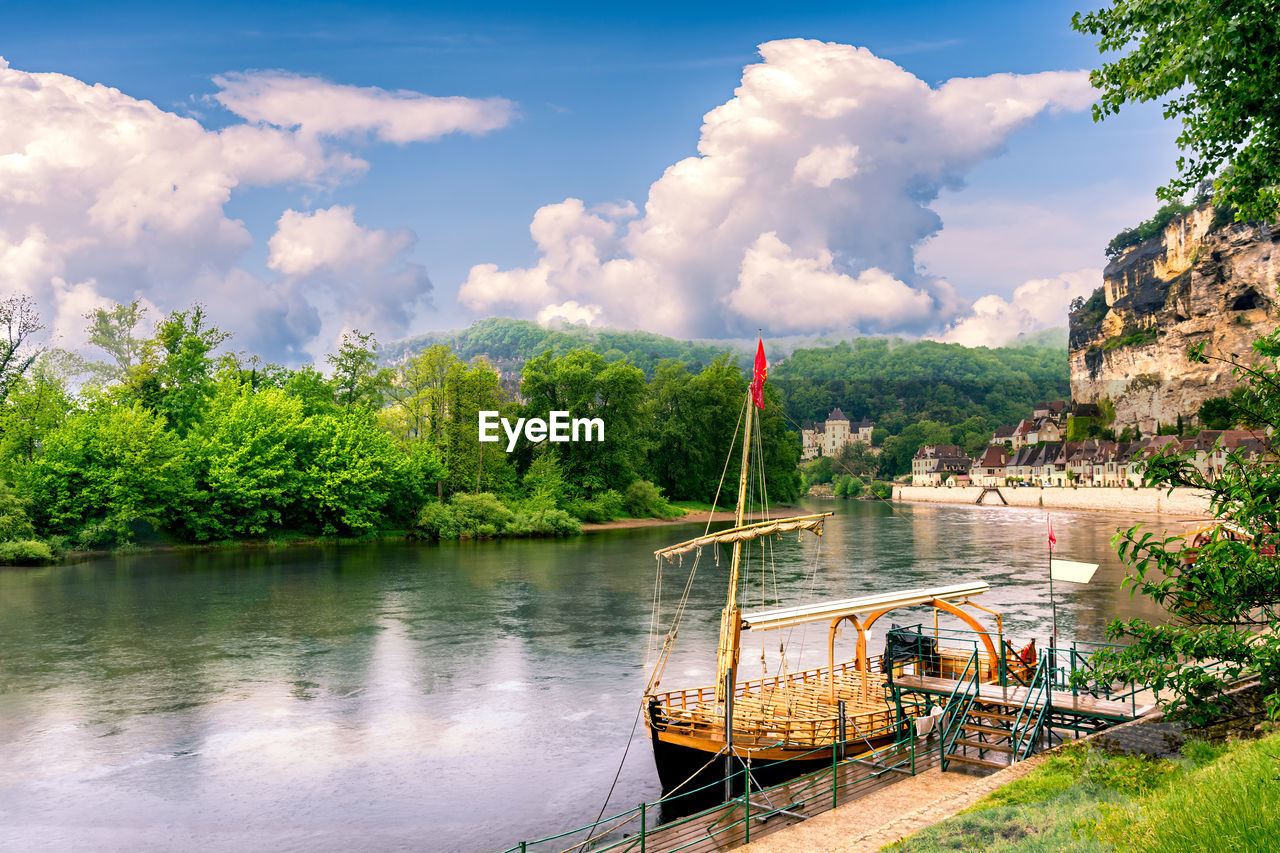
[0,499,1174,852]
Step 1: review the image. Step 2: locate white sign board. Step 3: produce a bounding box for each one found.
[1051,558,1099,584]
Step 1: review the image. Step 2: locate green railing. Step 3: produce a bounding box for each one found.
[1010,656,1050,759]
[937,648,980,772]
[499,715,936,853]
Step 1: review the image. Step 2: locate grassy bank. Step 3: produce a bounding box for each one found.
[886,730,1279,852]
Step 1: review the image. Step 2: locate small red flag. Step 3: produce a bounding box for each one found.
[750,338,768,409]
[1047,515,1057,551]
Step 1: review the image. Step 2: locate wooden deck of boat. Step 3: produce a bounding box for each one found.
[892,674,1155,720]
[653,667,900,749]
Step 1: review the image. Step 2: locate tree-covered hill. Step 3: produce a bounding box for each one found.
[772,337,1068,433]
[388,318,1068,438]
[384,317,738,377]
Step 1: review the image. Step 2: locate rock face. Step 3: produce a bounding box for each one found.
[1069,205,1279,432]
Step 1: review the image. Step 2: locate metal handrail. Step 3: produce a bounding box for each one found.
[1010,656,1050,759]
[938,649,980,772]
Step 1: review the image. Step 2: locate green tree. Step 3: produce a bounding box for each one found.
[139,305,228,434]
[180,384,312,540]
[1089,330,1280,723]
[0,296,43,405]
[648,356,746,503]
[443,357,514,497]
[0,358,75,478]
[381,344,458,450]
[834,440,878,478]
[82,299,149,387]
[0,483,35,541]
[297,411,420,536]
[20,402,191,543]
[1072,0,1280,222]
[283,366,339,417]
[520,350,647,496]
[328,330,392,411]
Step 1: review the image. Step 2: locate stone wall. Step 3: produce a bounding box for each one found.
[893,485,1212,515]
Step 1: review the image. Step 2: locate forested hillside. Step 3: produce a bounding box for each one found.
[385,317,737,377]
[389,319,1069,435]
[773,337,1068,432]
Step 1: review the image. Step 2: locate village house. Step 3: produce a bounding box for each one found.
[1032,400,1069,423]
[1010,417,1063,449]
[911,444,971,485]
[970,446,1008,486]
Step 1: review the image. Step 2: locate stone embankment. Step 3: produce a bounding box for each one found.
[893,484,1211,515]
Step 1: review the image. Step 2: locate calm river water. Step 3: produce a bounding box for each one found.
[0,499,1174,852]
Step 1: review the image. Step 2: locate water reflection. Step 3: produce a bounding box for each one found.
[0,501,1169,851]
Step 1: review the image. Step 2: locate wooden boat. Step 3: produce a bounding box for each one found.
[641,354,1032,798]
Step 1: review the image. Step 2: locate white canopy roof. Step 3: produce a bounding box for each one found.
[739,581,989,632]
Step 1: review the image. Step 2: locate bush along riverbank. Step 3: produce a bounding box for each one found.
[886,687,1277,852]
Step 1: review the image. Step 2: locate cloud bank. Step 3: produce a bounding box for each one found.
[460,39,1095,339]
[0,58,507,359]
[936,268,1100,347]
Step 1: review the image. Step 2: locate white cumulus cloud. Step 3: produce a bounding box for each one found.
[460,38,1095,338]
[937,268,1100,347]
[0,58,492,359]
[267,206,431,355]
[214,70,514,143]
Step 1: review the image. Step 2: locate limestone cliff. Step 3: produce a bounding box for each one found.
[1069,204,1278,432]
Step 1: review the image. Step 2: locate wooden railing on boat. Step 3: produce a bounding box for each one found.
[648,646,1035,751]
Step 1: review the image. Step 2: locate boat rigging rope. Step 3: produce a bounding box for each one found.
[645,396,748,691]
[568,702,644,853]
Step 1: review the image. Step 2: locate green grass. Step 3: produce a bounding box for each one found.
[1091,734,1280,852]
[885,734,1280,853]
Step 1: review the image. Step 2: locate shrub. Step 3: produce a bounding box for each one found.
[833,474,864,498]
[449,492,515,539]
[411,502,457,542]
[507,508,581,537]
[74,519,129,550]
[566,490,625,523]
[0,539,54,565]
[623,480,677,518]
[869,480,893,500]
[0,485,35,542]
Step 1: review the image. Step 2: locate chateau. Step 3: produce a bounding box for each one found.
[800,408,874,461]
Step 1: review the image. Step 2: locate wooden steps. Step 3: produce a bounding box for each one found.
[962,722,1012,737]
[954,738,1013,754]
[945,753,1006,770]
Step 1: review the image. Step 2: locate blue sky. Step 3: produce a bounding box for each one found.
[1,0,1178,360]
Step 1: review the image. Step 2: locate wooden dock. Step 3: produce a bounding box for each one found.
[892,674,1155,721]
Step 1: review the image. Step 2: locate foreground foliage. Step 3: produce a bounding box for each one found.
[1073,0,1280,223]
[1089,329,1280,723]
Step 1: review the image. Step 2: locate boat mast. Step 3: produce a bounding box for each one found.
[715,389,755,702]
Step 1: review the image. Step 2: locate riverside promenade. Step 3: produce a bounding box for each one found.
[893,484,1212,515]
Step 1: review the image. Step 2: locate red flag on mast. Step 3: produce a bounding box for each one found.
[1048,515,1057,551]
[750,337,768,409]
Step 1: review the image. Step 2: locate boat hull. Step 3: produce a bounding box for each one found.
[646,724,901,820]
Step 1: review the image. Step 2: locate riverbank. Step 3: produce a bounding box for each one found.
[580,506,783,532]
[893,484,1213,515]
